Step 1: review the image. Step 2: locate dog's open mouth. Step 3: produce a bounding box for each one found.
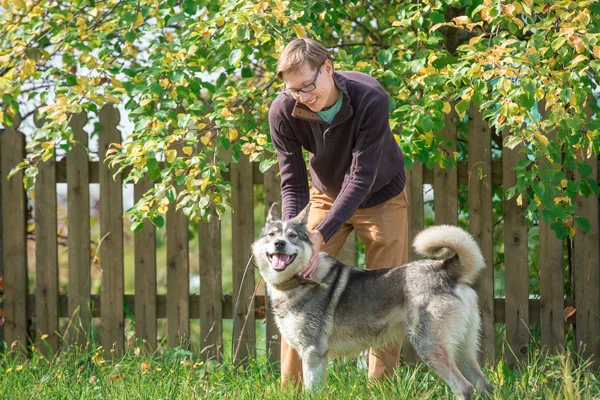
[267,253,297,271]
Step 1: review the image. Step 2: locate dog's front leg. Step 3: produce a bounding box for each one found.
[302,347,328,392]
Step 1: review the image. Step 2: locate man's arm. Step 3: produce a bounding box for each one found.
[315,94,390,242]
[268,106,310,220]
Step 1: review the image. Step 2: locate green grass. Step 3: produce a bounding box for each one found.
[2,341,598,400]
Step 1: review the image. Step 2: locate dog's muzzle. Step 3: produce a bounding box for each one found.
[266,252,297,271]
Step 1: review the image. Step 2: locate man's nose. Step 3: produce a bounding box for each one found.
[298,91,310,102]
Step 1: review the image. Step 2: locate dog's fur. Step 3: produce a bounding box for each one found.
[251,204,493,399]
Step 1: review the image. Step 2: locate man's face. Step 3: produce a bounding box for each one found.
[281,60,336,112]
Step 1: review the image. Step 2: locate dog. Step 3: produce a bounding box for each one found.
[251,203,494,399]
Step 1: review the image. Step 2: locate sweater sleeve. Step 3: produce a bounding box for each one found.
[268,104,310,220]
[315,94,389,242]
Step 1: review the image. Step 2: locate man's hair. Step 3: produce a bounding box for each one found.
[276,38,332,79]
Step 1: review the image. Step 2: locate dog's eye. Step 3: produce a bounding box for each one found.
[268,232,275,237]
[289,232,298,238]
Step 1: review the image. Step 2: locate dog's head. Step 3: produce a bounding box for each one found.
[251,203,313,285]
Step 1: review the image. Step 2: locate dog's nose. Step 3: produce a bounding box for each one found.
[274,240,286,250]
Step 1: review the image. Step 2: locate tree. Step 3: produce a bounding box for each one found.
[1,0,599,238]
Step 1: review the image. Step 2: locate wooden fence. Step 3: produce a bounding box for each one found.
[0,105,599,369]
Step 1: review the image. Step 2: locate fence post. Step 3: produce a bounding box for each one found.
[231,154,255,363]
[199,206,222,361]
[98,104,124,354]
[538,104,565,355]
[1,112,28,351]
[434,104,458,226]
[134,177,157,351]
[573,98,600,365]
[468,104,495,364]
[502,126,529,367]
[67,111,91,346]
[166,176,190,348]
[34,130,59,355]
[263,164,281,365]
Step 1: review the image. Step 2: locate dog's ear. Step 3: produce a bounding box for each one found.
[266,203,281,224]
[290,203,311,225]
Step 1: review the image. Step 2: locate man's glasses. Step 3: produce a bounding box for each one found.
[282,64,322,96]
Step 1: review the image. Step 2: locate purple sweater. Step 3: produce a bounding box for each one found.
[268,71,406,242]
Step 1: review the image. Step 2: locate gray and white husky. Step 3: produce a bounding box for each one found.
[251,203,493,399]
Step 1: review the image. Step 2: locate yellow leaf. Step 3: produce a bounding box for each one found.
[201,132,212,145]
[452,16,470,25]
[165,149,177,163]
[533,194,541,205]
[293,24,305,38]
[201,177,210,191]
[183,146,193,156]
[135,12,144,27]
[424,131,433,146]
[594,46,600,59]
[442,102,451,114]
[516,194,523,207]
[534,131,549,145]
[215,16,224,27]
[567,54,588,69]
[41,334,49,340]
[165,32,175,43]
[392,20,402,27]
[221,108,232,118]
[274,0,286,13]
[569,226,576,238]
[21,59,35,80]
[242,142,255,155]
[228,128,238,141]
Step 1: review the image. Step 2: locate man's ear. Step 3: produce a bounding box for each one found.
[290,203,311,225]
[267,203,281,224]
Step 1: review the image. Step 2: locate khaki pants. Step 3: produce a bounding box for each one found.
[281,187,409,388]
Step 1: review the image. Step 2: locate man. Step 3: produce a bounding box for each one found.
[268,38,408,387]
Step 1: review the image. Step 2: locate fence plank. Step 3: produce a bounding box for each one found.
[35,153,59,354]
[536,117,564,354]
[573,154,600,364]
[263,165,281,365]
[199,206,222,361]
[166,186,190,348]
[434,105,458,226]
[404,161,424,363]
[1,113,28,350]
[502,127,529,367]
[231,154,255,363]
[573,98,600,365]
[67,112,91,345]
[98,104,124,353]
[134,178,157,351]
[468,104,495,364]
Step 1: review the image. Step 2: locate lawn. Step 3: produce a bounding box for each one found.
[1,341,598,399]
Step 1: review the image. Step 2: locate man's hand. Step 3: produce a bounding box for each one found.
[299,230,324,278]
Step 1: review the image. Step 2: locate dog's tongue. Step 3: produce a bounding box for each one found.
[271,253,292,270]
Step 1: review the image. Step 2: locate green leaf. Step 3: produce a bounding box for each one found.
[147,157,160,181]
[131,221,145,233]
[229,49,243,68]
[551,37,567,51]
[574,216,591,233]
[259,157,277,173]
[178,113,191,129]
[151,215,165,229]
[377,49,392,65]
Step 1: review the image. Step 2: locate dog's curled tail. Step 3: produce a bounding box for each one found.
[413,225,485,285]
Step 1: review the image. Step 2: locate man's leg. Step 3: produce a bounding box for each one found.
[353,189,409,380]
[280,188,353,389]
